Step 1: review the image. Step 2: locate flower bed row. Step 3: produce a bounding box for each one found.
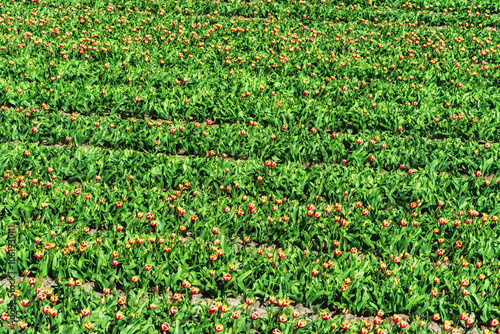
[1,110,500,172]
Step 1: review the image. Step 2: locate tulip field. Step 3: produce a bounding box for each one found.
[1,0,500,332]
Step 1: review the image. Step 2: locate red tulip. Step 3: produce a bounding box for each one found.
[160,322,171,332]
[297,319,307,328]
[115,311,124,320]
